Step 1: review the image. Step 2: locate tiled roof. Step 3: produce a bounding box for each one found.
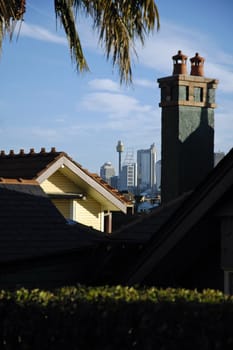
[0,179,104,264]
[110,193,190,242]
[94,149,233,286]
[88,172,132,205]
[0,147,131,206]
[126,148,233,285]
[0,147,62,179]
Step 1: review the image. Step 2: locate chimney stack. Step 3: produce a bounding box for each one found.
[158,51,218,203]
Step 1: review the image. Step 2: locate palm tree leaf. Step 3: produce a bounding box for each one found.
[0,0,159,83]
[73,0,159,82]
[54,0,89,72]
[0,0,25,52]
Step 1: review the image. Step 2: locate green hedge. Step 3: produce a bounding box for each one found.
[1,285,233,349]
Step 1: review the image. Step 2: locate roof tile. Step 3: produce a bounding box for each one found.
[0,147,131,206]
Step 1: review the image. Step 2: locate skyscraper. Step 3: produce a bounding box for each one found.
[155,159,161,193]
[120,163,137,192]
[137,143,157,193]
[119,148,137,192]
[100,162,115,185]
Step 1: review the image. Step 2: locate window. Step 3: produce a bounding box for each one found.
[194,87,203,102]
[179,86,189,101]
[208,88,215,103]
[186,86,189,100]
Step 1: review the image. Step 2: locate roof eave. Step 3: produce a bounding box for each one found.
[36,155,129,213]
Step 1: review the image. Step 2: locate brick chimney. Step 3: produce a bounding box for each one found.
[158,51,218,203]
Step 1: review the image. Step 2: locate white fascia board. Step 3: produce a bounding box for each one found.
[36,156,128,213]
[36,156,65,183]
[63,158,128,213]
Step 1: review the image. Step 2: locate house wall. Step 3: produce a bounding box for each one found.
[51,199,70,219]
[73,198,103,231]
[41,172,103,231]
[41,172,80,193]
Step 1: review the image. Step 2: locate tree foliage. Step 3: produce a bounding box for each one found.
[0,0,159,82]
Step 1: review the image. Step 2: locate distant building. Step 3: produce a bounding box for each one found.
[100,162,115,185]
[155,159,161,193]
[137,143,157,194]
[120,163,137,192]
[110,175,118,189]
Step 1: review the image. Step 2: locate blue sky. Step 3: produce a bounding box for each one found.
[0,0,232,174]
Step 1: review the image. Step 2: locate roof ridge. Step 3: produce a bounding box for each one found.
[0,147,133,206]
[60,156,133,205]
[0,147,62,157]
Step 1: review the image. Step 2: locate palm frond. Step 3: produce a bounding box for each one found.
[0,0,25,52]
[0,0,159,83]
[73,0,160,83]
[54,0,89,72]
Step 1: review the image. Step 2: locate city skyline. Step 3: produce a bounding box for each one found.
[99,143,159,196]
[0,0,232,174]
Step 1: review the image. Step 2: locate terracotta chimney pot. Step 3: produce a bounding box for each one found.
[190,52,205,76]
[172,50,188,75]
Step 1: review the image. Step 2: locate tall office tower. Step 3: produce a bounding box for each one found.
[100,162,115,185]
[119,148,137,192]
[137,143,157,193]
[158,50,218,203]
[155,159,161,193]
[120,163,137,192]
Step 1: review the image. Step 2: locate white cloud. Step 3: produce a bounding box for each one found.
[20,22,66,44]
[88,79,120,92]
[81,92,152,117]
[136,20,233,94]
[134,79,155,88]
[205,63,233,94]
[74,89,161,159]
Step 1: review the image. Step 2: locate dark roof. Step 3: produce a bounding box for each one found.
[93,149,233,287]
[88,193,191,285]
[0,148,62,179]
[0,147,131,206]
[125,148,233,285]
[0,179,104,264]
[110,193,189,242]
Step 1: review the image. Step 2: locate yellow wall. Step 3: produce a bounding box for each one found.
[41,170,103,231]
[73,198,103,231]
[52,199,70,219]
[41,171,81,194]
